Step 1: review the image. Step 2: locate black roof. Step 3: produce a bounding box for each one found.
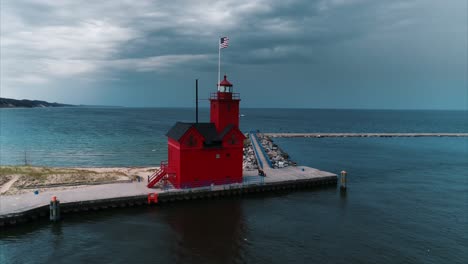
[166,122,224,145]
[166,122,193,141]
[218,124,235,139]
[193,123,219,144]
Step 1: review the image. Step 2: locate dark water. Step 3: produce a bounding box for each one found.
[0,108,467,263]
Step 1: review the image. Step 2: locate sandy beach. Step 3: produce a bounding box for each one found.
[0,166,159,195]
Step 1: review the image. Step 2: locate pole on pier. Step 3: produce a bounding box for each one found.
[195,79,199,123]
[340,171,347,191]
[50,196,61,222]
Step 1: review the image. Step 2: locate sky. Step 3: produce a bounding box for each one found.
[1,0,467,109]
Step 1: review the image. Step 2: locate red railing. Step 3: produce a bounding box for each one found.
[147,161,168,188]
[210,92,240,100]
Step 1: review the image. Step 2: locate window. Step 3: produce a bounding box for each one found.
[187,134,197,147]
[216,154,220,159]
[230,134,237,145]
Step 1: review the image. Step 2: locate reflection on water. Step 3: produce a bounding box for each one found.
[166,199,246,264]
[0,200,248,264]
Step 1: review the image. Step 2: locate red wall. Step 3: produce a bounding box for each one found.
[167,127,244,188]
[178,146,243,188]
[210,94,240,132]
[167,138,181,187]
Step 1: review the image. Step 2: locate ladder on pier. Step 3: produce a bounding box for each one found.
[147,161,168,188]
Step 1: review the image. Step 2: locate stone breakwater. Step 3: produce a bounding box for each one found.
[243,136,259,171]
[257,134,296,169]
[263,133,468,138]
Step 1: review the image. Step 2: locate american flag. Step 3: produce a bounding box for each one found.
[219,36,229,49]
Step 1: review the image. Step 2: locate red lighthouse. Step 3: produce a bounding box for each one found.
[148,75,246,188]
[210,75,240,132]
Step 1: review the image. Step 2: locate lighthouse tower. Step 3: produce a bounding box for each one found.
[210,75,240,132]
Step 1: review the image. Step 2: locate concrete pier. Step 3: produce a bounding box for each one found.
[0,135,336,227]
[264,133,468,138]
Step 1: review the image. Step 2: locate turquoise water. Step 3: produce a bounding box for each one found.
[0,108,467,263]
[0,108,466,166]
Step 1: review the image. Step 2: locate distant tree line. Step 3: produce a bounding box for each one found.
[0,97,72,108]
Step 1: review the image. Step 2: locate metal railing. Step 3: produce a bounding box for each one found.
[178,176,264,189]
[249,132,264,170]
[147,160,168,185]
[251,132,273,168]
[255,133,273,168]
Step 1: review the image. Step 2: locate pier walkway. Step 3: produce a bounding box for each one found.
[264,133,468,138]
[0,181,152,215]
[250,133,335,183]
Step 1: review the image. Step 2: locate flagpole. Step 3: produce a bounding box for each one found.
[218,37,221,92]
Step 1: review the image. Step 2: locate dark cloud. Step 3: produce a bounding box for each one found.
[1,0,466,109]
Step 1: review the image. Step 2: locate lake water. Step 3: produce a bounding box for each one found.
[0,108,467,263]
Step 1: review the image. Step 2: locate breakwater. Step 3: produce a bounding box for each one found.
[256,133,296,169]
[264,133,468,138]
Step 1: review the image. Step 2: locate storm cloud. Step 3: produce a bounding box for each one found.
[1,0,466,109]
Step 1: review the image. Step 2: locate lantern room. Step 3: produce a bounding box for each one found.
[218,75,233,93]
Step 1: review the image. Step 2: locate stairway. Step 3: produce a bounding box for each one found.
[147,161,168,188]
